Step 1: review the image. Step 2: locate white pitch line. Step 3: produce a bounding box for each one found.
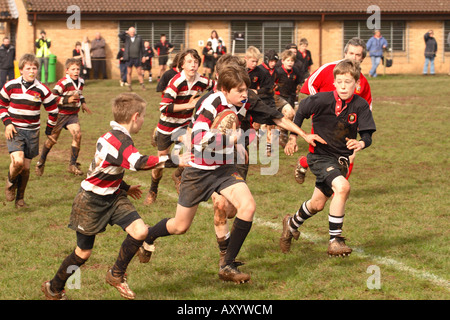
[131,178,450,291]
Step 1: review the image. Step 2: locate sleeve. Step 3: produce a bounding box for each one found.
[42,91,59,129]
[122,143,163,171]
[247,91,282,125]
[159,76,178,113]
[292,96,315,132]
[300,68,321,95]
[0,86,12,126]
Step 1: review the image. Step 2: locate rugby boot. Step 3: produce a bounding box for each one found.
[294,156,308,184]
[327,236,353,257]
[219,251,245,269]
[218,263,250,284]
[279,214,300,253]
[5,175,18,202]
[136,241,155,263]
[68,163,83,176]
[35,160,45,176]
[41,281,68,300]
[106,269,136,300]
[143,191,157,205]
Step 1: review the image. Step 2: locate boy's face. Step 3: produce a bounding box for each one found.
[344,45,364,62]
[282,57,295,70]
[299,43,308,52]
[20,63,38,82]
[334,73,357,101]
[66,64,80,80]
[182,53,199,78]
[144,41,150,48]
[222,82,248,107]
[245,57,258,70]
[268,60,277,69]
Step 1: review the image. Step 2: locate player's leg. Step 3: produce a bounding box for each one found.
[15,158,31,208]
[218,182,255,283]
[280,187,328,253]
[144,136,172,204]
[5,151,25,202]
[212,192,237,266]
[42,233,93,300]
[127,65,133,90]
[35,128,61,176]
[327,175,352,257]
[67,122,83,175]
[136,66,145,90]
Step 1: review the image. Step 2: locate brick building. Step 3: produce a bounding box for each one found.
[1,0,449,80]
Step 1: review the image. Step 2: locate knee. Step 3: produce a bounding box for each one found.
[11,158,25,171]
[309,199,325,213]
[334,180,351,198]
[75,247,92,260]
[131,224,149,241]
[238,197,256,220]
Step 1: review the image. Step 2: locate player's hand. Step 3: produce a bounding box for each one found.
[284,139,298,156]
[304,133,326,147]
[5,124,17,140]
[82,103,92,114]
[68,94,80,104]
[127,185,143,200]
[346,137,364,152]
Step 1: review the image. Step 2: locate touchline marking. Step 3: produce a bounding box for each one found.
[131,178,449,291]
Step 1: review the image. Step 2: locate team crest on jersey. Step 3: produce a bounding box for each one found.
[252,76,259,83]
[348,113,357,124]
[231,172,244,180]
[33,93,41,102]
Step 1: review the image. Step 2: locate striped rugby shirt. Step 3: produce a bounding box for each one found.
[157,70,214,135]
[81,121,168,196]
[0,76,58,131]
[52,75,86,115]
[190,91,250,170]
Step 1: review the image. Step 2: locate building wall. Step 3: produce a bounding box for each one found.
[12,12,450,81]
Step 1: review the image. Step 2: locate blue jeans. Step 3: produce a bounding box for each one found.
[369,56,382,77]
[423,57,435,74]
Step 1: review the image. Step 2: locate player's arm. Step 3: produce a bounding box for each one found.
[0,87,15,139]
[346,130,374,152]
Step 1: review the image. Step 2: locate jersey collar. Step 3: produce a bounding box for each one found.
[333,90,354,116]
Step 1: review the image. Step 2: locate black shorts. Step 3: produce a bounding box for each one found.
[68,188,141,236]
[6,128,39,159]
[52,113,79,135]
[127,58,141,68]
[158,56,169,66]
[307,153,349,197]
[178,165,246,208]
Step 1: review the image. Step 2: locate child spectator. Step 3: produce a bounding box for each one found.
[1,54,58,208]
[154,34,174,81]
[142,40,154,82]
[297,38,313,78]
[41,92,183,300]
[202,41,215,79]
[35,58,92,177]
[116,47,128,86]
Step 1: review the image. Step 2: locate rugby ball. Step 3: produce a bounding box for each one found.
[211,110,239,134]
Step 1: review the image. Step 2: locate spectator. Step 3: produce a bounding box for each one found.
[297,38,313,78]
[366,30,388,77]
[423,30,437,75]
[72,41,86,79]
[35,30,51,84]
[116,46,128,86]
[119,27,146,91]
[0,37,15,88]
[154,34,174,81]
[91,32,107,79]
[81,36,92,79]
[207,30,224,54]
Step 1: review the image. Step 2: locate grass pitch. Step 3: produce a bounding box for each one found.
[0,75,448,301]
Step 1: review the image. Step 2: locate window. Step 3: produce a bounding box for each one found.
[343,21,406,52]
[119,21,185,51]
[230,21,294,54]
[445,21,450,53]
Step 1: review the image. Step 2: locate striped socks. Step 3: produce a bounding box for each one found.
[289,201,316,233]
[328,214,344,240]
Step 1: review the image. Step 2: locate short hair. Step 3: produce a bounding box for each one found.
[215,54,246,74]
[112,93,147,124]
[65,58,82,69]
[344,37,367,59]
[285,43,298,50]
[217,64,250,92]
[280,49,296,61]
[333,59,361,82]
[245,46,261,60]
[299,38,308,45]
[19,54,39,70]
[177,49,201,70]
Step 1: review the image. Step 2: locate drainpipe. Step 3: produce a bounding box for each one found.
[319,13,325,66]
